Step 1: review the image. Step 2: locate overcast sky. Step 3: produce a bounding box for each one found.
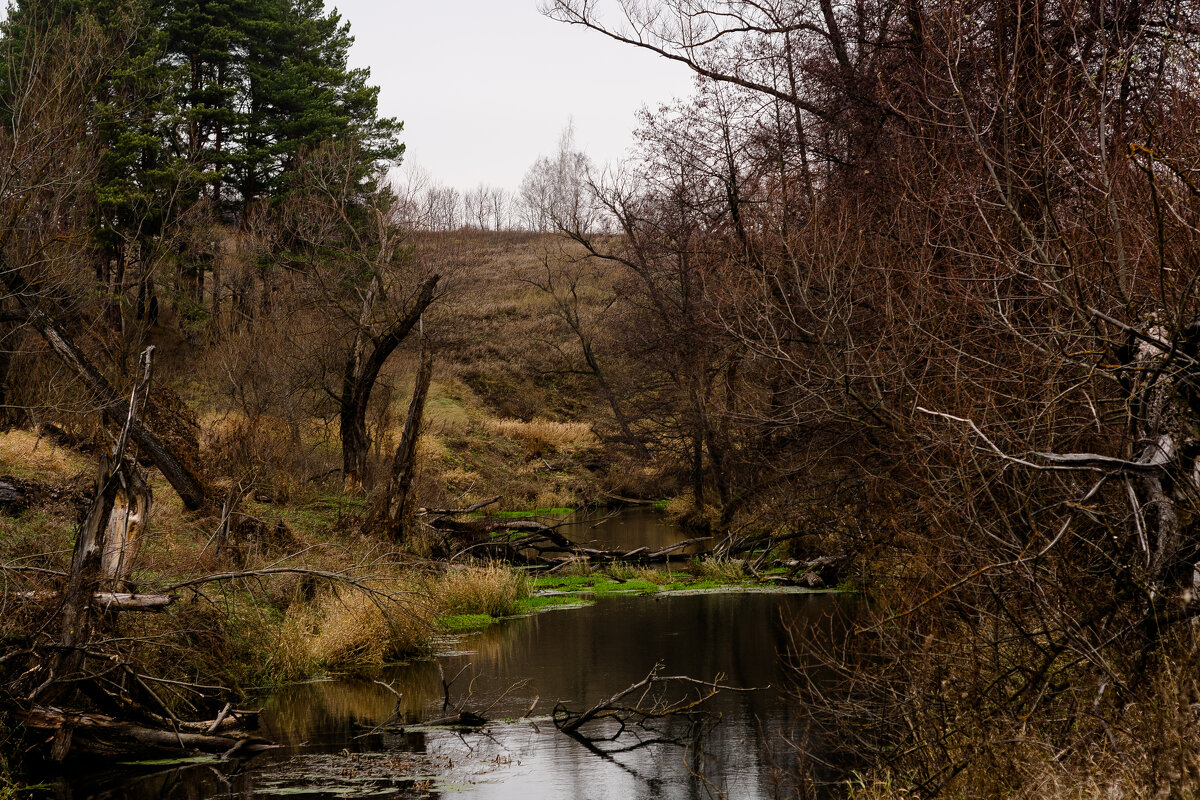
[330,1,696,193]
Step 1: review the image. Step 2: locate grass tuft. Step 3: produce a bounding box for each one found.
[687,556,746,583]
[432,564,533,618]
[278,586,431,677]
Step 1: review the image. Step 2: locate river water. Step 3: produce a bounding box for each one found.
[47,511,847,800]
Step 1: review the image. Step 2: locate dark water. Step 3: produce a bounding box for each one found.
[44,512,848,800]
[560,507,690,553]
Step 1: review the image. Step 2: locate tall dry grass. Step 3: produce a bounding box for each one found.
[277,585,432,677]
[430,564,532,618]
[485,417,597,457]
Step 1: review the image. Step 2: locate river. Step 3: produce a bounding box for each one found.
[47,510,848,800]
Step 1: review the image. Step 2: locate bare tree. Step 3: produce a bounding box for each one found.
[277,143,440,491]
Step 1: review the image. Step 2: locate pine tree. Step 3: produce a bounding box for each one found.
[1,0,190,329]
[234,0,402,205]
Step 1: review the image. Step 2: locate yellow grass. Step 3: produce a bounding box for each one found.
[431,564,532,618]
[0,429,90,481]
[485,417,597,454]
[278,585,432,677]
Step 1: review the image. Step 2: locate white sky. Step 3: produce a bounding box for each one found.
[330,1,696,193]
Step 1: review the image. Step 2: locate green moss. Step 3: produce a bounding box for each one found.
[516,595,594,613]
[440,613,495,631]
[532,568,759,598]
[533,575,607,591]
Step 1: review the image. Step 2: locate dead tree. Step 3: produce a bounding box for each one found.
[552,664,749,756]
[0,279,208,510]
[373,339,434,540]
[38,348,157,710]
[340,274,439,491]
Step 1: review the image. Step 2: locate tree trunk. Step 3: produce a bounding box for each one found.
[380,342,433,540]
[340,274,439,491]
[41,452,122,703]
[99,462,152,589]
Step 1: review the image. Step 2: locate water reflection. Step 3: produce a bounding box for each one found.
[250,591,841,800]
[561,507,689,553]
[48,591,844,800]
[46,508,850,800]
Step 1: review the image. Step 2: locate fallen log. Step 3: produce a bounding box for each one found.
[420,495,501,515]
[17,706,275,760]
[418,711,488,729]
[16,591,175,612]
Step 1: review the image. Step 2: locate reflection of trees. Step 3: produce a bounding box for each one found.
[249,593,843,798]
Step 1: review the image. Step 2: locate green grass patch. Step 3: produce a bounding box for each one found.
[517,595,594,613]
[533,568,758,597]
[439,613,496,631]
[533,574,608,591]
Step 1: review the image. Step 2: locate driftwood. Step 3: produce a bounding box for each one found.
[418,711,489,729]
[17,706,274,760]
[551,665,755,760]
[554,668,736,736]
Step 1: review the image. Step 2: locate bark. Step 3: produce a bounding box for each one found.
[1127,325,1198,596]
[0,479,26,512]
[99,464,152,589]
[18,591,174,611]
[340,274,439,490]
[380,342,433,539]
[17,707,274,760]
[44,452,122,702]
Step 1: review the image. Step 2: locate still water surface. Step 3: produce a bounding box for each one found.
[51,512,846,800]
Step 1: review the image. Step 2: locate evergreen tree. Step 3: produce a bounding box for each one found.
[157,0,254,208]
[1,0,189,328]
[234,0,402,204]
[156,0,402,211]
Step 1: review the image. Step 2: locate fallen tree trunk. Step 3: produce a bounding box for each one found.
[24,306,207,510]
[0,478,26,512]
[434,515,710,564]
[17,706,274,760]
[17,591,175,611]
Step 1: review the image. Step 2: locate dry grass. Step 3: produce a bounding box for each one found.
[687,556,745,582]
[485,417,597,457]
[556,557,598,577]
[277,585,432,677]
[0,429,89,481]
[431,564,532,618]
[607,562,674,584]
[273,565,534,678]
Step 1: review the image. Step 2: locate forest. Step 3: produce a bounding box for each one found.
[2,0,1200,797]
